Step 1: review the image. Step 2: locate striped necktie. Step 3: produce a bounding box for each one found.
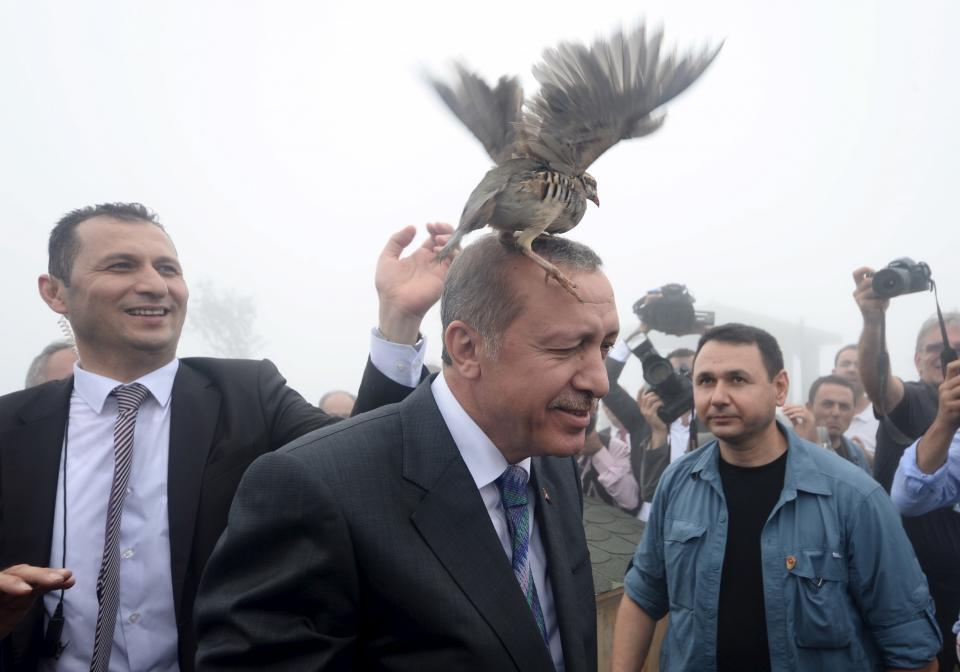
[90,382,150,672]
[496,465,549,647]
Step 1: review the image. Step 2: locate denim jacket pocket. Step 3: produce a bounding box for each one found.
[789,549,853,649]
[664,518,707,610]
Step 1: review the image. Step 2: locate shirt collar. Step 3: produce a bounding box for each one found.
[430,371,531,490]
[73,359,180,414]
[691,420,832,496]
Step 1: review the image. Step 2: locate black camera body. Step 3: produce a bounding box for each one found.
[633,284,715,336]
[627,335,693,424]
[872,258,932,299]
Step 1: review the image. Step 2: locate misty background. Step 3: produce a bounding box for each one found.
[1,0,956,403]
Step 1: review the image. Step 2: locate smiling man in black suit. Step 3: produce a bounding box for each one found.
[195,234,618,671]
[0,203,450,671]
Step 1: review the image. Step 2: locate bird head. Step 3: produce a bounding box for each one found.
[581,173,599,207]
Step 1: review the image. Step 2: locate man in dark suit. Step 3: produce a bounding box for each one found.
[0,203,449,671]
[195,234,617,671]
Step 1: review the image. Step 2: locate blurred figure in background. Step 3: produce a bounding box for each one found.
[24,340,77,388]
[832,343,879,456]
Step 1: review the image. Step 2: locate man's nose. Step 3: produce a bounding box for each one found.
[134,266,169,296]
[575,351,610,399]
[710,380,731,406]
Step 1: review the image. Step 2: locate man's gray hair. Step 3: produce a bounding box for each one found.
[25,340,74,388]
[440,234,603,365]
[916,311,960,353]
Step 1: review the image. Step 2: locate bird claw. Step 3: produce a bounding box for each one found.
[517,245,583,302]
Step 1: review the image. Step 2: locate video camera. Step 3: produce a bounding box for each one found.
[625,332,693,424]
[632,284,715,336]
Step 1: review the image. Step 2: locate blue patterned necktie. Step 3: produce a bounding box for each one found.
[90,383,150,672]
[496,465,549,647]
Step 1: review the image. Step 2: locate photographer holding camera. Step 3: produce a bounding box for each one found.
[604,287,710,521]
[853,261,960,670]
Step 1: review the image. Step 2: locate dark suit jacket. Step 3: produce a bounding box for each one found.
[0,356,415,672]
[194,378,597,672]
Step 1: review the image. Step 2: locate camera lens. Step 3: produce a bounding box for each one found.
[872,267,909,298]
[643,359,674,386]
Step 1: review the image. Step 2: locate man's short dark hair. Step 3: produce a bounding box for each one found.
[24,340,74,388]
[833,344,857,367]
[667,347,696,360]
[49,202,164,283]
[440,234,603,365]
[807,374,859,405]
[695,323,784,381]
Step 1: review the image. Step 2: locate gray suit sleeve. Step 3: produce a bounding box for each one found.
[194,450,358,671]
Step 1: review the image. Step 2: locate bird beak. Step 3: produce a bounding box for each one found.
[589,195,600,207]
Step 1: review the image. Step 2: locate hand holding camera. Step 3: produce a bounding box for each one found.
[852,266,889,323]
[639,389,669,434]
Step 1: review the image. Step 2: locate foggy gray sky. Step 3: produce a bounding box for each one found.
[2,0,956,402]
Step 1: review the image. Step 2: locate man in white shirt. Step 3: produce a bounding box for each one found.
[833,343,880,455]
[0,202,449,671]
[194,233,616,671]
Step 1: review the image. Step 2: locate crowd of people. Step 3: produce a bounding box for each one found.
[1,201,957,671]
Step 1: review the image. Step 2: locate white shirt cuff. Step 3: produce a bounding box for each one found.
[900,441,950,485]
[369,328,426,389]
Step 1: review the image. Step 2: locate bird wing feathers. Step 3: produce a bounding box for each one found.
[428,64,525,165]
[523,23,722,173]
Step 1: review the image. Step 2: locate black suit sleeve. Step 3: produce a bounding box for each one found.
[195,450,358,671]
[262,357,420,448]
[352,357,427,416]
[603,357,650,442]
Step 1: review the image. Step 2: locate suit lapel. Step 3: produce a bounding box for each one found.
[402,382,556,672]
[532,457,589,672]
[0,379,73,568]
[167,363,221,617]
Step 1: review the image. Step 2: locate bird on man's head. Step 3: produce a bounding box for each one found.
[429,22,721,300]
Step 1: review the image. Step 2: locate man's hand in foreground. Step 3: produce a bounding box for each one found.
[0,564,74,637]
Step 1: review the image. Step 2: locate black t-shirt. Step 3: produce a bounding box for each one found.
[873,380,938,490]
[716,450,787,672]
[874,381,960,585]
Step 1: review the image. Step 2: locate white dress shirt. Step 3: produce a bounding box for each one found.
[42,334,424,671]
[431,372,565,671]
[43,360,180,672]
[845,404,879,456]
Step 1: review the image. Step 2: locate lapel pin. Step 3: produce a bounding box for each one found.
[785,555,797,571]
[542,487,551,504]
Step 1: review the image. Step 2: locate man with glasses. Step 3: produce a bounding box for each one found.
[853,265,960,671]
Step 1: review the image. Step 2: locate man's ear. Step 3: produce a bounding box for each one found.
[914,350,923,376]
[38,274,69,315]
[773,369,790,406]
[443,321,484,379]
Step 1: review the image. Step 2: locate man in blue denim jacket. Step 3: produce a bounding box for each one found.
[611,324,939,672]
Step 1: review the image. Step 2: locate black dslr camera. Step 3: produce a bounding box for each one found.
[626,333,693,424]
[872,258,932,299]
[632,284,715,336]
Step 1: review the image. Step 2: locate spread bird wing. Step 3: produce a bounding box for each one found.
[428,64,525,165]
[523,23,721,173]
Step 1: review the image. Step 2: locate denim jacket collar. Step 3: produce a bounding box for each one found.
[690,420,832,498]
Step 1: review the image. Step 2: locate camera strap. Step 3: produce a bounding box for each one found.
[932,280,959,370]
